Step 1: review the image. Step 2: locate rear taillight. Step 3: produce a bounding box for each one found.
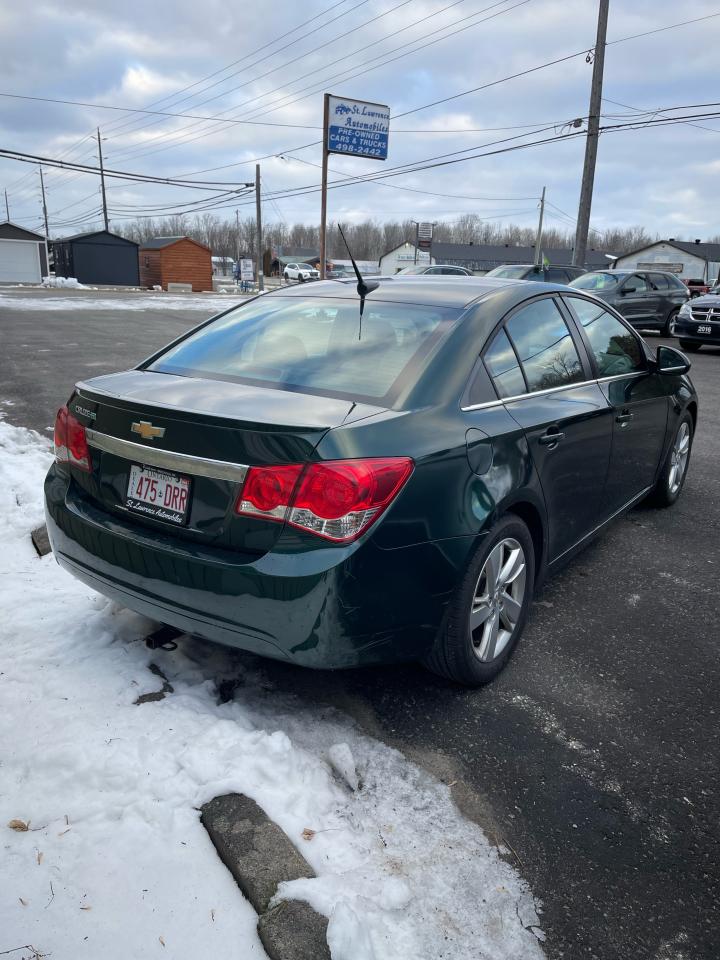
[236,458,413,542]
[54,405,91,472]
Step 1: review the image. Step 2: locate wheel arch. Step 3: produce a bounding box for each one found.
[685,399,698,431]
[503,497,547,583]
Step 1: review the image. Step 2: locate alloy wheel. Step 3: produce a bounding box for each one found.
[668,421,691,495]
[469,537,527,662]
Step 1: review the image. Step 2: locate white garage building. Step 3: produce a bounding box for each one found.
[614,239,720,283]
[0,222,48,284]
[379,241,432,274]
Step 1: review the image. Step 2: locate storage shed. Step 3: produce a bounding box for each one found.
[0,222,48,284]
[139,236,213,292]
[53,230,139,286]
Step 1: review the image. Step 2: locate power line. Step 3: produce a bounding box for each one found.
[170,12,717,182]
[107,0,421,162]
[280,152,540,201]
[105,0,376,143]
[109,0,526,166]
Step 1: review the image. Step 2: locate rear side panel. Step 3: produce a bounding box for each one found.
[67,370,381,556]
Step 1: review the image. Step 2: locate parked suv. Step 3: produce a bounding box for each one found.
[485,264,586,283]
[397,264,473,276]
[569,270,689,334]
[283,263,319,282]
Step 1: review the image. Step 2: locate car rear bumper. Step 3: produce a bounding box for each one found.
[45,466,474,669]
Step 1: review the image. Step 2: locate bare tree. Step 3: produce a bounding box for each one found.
[113,212,659,261]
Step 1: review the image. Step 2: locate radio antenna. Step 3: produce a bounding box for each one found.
[337,223,379,339]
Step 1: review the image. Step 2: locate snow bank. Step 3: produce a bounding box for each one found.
[1,292,242,312]
[0,417,544,960]
[41,276,87,289]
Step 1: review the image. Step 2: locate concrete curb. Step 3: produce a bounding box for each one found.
[31,525,51,557]
[201,794,330,960]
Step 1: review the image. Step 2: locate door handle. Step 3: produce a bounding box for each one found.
[538,429,565,446]
[616,411,634,426]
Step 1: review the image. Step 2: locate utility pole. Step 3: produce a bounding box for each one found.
[255,163,264,291]
[534,186,546,267]
[39,167,49,237]
[573,0,609,267]
[319,93,330,280]
[97,128,109,231]
[235,209,240,264]
[4,189,9,221]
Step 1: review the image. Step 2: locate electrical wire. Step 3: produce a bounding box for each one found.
[109,0,526,165]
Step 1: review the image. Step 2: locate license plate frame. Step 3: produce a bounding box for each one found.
[125,463,191,526]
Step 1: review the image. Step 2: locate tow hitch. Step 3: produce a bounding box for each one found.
[144,625,183,651]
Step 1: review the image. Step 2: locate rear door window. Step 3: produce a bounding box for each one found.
[505,298,584,392]
[564,296,645,377]
[623,274,648,294]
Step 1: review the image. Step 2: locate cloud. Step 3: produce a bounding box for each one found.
[0,0,718,240]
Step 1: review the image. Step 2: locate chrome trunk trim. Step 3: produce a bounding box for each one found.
[85,429,249,484]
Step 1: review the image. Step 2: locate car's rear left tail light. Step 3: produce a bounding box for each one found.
[54,405,91,472]
[235,457,413,542]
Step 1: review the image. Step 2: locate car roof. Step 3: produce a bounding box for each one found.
[261,276,554,310]
[583,268,680,276]
[493,263,582,270]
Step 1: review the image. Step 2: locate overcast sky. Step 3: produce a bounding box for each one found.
[0,0,718,241]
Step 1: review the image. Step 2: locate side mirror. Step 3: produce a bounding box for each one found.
[621,285,637,294]
[656,345,691,375]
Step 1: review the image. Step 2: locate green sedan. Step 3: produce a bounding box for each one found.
[45,277,697,685]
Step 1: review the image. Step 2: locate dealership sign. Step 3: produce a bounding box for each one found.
[327,96,390,160]
[417,222,434,251]
[239,258,254,281]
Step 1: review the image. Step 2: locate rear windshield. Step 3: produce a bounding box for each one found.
[147,295,461,403]
[570,272,620,290]
[485,265,535,279]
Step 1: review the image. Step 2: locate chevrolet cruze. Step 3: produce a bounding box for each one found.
[45,277,697,685]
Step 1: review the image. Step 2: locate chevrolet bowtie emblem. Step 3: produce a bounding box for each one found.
[131,420,165,440]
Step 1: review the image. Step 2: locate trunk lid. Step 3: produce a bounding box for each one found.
[68,369,384,555]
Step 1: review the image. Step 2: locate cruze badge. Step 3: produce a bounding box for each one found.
[131,420,165,440]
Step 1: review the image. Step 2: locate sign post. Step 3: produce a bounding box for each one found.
[319,93,390,279]
[417,221,435,266]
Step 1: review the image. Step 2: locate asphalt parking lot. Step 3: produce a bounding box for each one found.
[1,287,719,959]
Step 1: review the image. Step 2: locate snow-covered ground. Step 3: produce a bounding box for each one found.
[0,292,247,312]
[0,417,544,960]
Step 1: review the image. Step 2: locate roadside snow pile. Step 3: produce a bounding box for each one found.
[0,292,242,311]
[0,418,544,960]
[41,276,87,289]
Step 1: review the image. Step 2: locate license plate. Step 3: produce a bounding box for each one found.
[126,464,191,525]
[696,324,713,335]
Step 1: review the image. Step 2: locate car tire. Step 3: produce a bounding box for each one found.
[662,308,679,336]
[424,514,535,686]
[647,412,693,508]
[679,339,700,352]
[284,272,289,281]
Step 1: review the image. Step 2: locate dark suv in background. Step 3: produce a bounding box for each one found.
[485,263,586,283]
[570,270,689,334]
